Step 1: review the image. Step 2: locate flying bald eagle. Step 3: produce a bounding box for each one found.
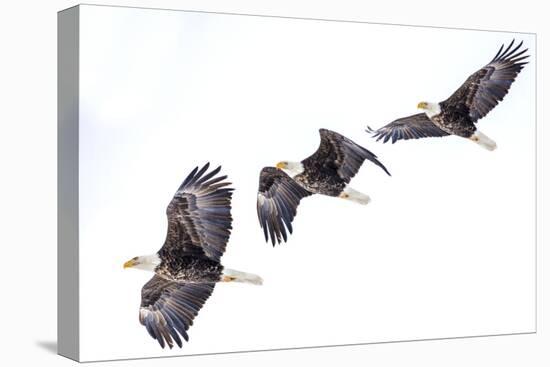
[123,163,262,349]
[367,40,529,150]
[257,128,390,245]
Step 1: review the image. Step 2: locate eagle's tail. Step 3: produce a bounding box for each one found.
[222,268,263,285]
[470,130,497,151]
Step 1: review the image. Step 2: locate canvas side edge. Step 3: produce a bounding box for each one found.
[58,5,80,362]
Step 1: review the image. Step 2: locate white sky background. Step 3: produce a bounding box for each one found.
[78,5,536,362]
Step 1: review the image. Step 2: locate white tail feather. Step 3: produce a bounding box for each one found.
[470,130,497,151]
[339,186,371,205]
[222,269,263,285]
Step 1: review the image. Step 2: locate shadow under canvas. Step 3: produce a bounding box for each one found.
[36,340,57,354]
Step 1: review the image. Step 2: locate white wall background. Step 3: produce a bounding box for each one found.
[76,5,535,361]
[0,1,547,367]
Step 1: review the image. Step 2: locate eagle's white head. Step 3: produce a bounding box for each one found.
[276,161,305,177]
[123,254,161,272]
[417,101,442,118]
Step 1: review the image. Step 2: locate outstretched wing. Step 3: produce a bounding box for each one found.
[444,39,529,123]
[159,163,233,262]
[303,129,391,181]
[367,113,450,143]
[139,275,215,348]
[257,167,312,246]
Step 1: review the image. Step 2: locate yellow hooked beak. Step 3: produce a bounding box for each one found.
[417,102,428,110]
[123,258,138,269]
[276,162,287,169]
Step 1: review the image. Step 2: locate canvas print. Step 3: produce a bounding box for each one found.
[58,4,536,362]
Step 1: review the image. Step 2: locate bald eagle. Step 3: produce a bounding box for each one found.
[257,128,390,245]
[123,163,262,349]
[367,40,529,150]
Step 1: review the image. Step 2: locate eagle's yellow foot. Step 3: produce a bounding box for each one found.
[339,192,350,199]
[222,275,236,282]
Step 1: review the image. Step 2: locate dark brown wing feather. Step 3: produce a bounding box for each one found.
[304,129,391,180]
[444,39,529,122]
[367,113,450,143]
[139,275,215,348]
[257,167,312,246]
[159,163,233,262]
